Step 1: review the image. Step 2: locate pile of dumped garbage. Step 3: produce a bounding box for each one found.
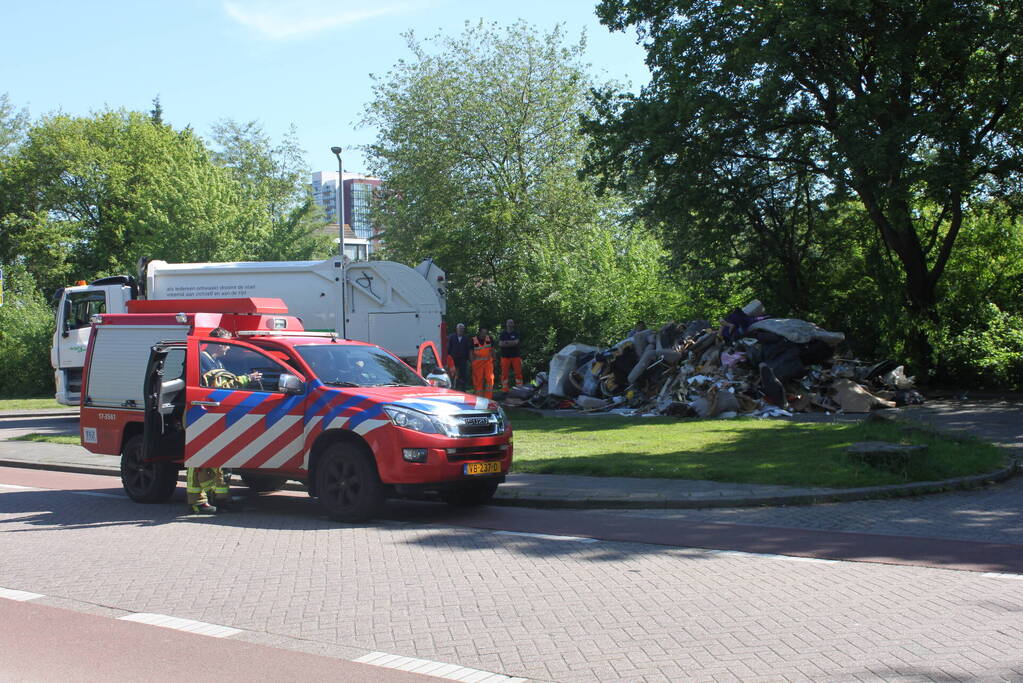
[505,300,924,418]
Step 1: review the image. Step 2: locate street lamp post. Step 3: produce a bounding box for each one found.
[330,146,347,338]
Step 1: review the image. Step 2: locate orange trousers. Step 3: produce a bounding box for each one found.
[472,359,495,399]
[500,357,523,391]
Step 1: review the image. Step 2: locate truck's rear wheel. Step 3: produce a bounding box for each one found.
[439,479,500,507]
[315,443,383,521]
[120,434,178,503]
[240,473,288,493]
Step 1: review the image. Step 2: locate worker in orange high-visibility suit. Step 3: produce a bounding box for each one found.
[471,325,496,399]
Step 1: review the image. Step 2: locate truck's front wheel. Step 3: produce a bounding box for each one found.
[315,444,383,521]
[120,434,178,503]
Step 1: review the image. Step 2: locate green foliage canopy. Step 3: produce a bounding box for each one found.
[210,120,330,260]
[584,0,1023,367]
[363,21,690,367]
[2,109,252,289]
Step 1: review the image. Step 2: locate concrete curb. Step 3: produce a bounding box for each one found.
[2,456,1019,510]
[491,460,1022,509]
[0,410,80,419]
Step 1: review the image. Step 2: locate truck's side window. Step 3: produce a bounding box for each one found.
[65,292,106,331]
[164,349,185,382]
[199,342,290,393]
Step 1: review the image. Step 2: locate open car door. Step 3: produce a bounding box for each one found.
[416,341,450,387]
[142,341,187,464]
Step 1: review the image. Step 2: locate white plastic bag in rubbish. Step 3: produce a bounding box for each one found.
[882,365,915,390]
[575,395,609,410]
[548,343,601,397]
[747,318,845,346]
[755,405,793,418]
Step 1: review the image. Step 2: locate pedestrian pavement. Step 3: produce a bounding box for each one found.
[0,399,1019,509]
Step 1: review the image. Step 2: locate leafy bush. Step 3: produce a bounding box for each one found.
[932,303,1023,391]
[0,264,55,397]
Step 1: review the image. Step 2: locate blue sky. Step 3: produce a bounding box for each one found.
[1,0,650,174]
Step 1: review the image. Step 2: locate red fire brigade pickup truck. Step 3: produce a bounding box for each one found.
[79,298,512,520]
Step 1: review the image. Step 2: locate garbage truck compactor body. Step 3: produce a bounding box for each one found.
[78,298,511,520]
[52,257,447,405]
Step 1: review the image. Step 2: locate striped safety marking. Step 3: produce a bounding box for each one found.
[183,386,393,471]
[354,652,527,682]
[181,380,503,472]
[0,587,44,601]
[119,613,242,638]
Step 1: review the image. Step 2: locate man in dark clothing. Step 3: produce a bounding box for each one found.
[499,318,524,392]
[446,322,472,391]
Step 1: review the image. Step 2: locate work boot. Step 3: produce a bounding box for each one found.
[190,502,218,514]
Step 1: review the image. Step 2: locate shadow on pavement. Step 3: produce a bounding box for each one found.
[3,482,1022,574]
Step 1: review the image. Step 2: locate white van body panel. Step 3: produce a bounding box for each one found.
[84,324,189,409]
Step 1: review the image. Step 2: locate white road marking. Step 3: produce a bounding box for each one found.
[0,587,44,602]
[705,549,841,564]
[355,651,526,682]
[66,490,123,499]
[494,530,599,544]
[0,482,123,500]
[119,612,242,638]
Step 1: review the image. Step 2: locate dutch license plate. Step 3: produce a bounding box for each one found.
[464,461,501,476]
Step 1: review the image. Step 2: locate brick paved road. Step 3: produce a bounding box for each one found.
[597,475,1023,545]
[2,472,1022,682]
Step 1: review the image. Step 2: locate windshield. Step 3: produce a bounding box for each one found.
[295,344,428,388]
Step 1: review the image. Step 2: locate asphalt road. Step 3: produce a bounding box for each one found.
[2,465,1021,682]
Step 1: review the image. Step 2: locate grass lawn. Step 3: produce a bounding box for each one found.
[508,409,1006,488]
[12,433,79,445]
[0,397,64,411]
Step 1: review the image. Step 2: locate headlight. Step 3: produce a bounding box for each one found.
[494,404,508,432]
[383,405,441,434]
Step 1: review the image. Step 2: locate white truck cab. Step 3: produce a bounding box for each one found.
[51,277,136,405]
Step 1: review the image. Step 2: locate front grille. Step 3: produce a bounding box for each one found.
[446,445,507,462]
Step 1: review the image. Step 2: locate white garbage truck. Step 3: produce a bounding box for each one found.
[50,257,448,406]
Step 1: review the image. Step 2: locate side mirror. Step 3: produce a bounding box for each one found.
[426,370,451,388]
[278,373,304,395]
[61,299,72,337]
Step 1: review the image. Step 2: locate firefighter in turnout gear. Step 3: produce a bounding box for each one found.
[471,325,496,399]
[188,327,260,514]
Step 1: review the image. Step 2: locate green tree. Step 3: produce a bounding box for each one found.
[0,263,55,396]
[364,21,688,366]
[209,120,330,260]
[584,0,1023,369]
[2,109,254,286]
[0,93,28,157]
